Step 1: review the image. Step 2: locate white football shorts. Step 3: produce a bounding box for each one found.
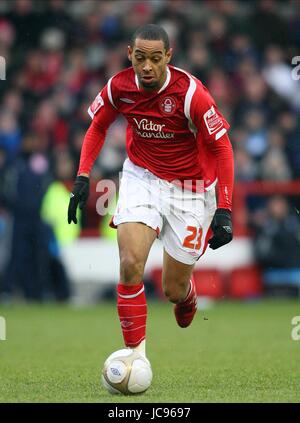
[112,158,217,265]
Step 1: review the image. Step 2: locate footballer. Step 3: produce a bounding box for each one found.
[68,24,234,358]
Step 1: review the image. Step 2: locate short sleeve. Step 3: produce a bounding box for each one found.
[190,81,230,143]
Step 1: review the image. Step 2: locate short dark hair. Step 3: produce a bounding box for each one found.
[131,24,170,51]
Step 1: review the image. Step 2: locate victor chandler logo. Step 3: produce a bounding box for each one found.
[133,118,174,140]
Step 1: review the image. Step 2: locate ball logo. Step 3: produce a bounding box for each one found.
[107,360,127,383]
[159,96,176,115]
[111,367,121,376]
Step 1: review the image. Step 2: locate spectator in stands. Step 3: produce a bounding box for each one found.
[0,110,22,163]
[260,128,292,181]
[249,0,291,49]
[235,147,258,181]
[279,110,300,178]
[254,195,300,269]
[0,148,11,289]
[41,150,80,246]
[262,45,300,112]
[40,150,75,301]
[1,132,51,301]
[243,109,268,161]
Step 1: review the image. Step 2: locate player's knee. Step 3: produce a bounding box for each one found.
[120,254,145,284]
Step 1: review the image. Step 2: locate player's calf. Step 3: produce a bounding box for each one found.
[174,277,197,328]
[163,280,190,304]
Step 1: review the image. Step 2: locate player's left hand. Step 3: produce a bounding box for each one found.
[208,208,233,250]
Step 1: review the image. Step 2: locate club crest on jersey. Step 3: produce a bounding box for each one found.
[90,93,104,115]
[203,105,223,135]
[159,96,177,115]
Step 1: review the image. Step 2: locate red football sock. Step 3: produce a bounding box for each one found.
[117,282,147,348]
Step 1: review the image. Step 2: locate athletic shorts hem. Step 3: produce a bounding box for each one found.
[163,243,199,266]
[113,215,161,234]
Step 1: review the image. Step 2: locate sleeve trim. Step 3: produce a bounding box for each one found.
[107,77,117,109]
[215,128,227,140]
[172,66,197,122]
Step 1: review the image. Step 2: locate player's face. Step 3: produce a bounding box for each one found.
[128,38,172,91]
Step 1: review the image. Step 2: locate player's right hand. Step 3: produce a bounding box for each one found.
[68,175,90,224]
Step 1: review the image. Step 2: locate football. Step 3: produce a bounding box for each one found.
[101,348,153,395]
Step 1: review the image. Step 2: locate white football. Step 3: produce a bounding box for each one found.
[102,348,153,395]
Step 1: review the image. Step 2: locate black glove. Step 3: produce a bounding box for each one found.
[208,208,233,250]
[68,176,90,224]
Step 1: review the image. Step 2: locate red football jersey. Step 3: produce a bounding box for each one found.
[79,65,234,208]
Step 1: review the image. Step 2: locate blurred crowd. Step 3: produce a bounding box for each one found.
[0,0,300,300]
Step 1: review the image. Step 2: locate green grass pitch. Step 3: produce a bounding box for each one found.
[0,299,299,402]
